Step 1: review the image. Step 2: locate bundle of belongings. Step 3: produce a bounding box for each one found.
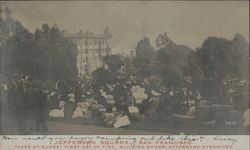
[113,114,131,129]
[101,112,131,129]
[72,102,89,118]
[131,86,148,104]
[49,101,65,118]
[128,106,139,113]
[49,92,104,119]
[71,98,102,119]
[100,106,144,128]
[127,105,145,122]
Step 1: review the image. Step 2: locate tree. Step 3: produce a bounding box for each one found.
[135,37,159,77]
[157,42,193,87]
[196,34,249,104]
[103,54,125,72]
[1,20,78,81]
[186,51,204,89]
[123,57,137,77]
[229,34,249,79]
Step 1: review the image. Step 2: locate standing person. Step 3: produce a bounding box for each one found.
[7,82,18,118]
[64,94,76,120]
[74,81,82,103]
[125,89,136,118]
[57,81,68,102]
[112,82,127,114]
[16,78,28,134]
[143,90,161,116]
[31,81,48,134]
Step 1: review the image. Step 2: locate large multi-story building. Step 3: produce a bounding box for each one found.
[64,28,112,77]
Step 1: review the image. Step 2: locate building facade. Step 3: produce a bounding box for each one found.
[64,28,112,77]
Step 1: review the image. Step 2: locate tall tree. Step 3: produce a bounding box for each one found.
[196,34,249,104]
[135,37,159,77]
[157,42,193,87]
[1,20,78,81]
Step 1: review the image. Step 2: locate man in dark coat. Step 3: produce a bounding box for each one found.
[31,81,48,134]
[16,79,29,134]
[112,82,131,115]
[74,81,82,103]
[112,83,124,112]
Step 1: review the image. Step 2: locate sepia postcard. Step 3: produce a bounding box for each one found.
[0,1,249,150]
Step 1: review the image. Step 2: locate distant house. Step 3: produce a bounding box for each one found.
[64,28,112,77]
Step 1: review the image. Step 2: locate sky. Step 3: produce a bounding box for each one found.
[1,1,249,53]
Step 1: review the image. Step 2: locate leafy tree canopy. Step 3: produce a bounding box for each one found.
[0,17,78,81]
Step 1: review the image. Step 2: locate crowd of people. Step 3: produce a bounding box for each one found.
[0,73,248,134]
[0,75,49,134]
